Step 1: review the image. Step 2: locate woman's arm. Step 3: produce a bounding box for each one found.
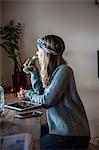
[30,67,44,95]
[25,65,71,108]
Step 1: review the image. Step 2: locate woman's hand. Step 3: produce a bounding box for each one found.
[23,58,37,72]
[17,89,27,100]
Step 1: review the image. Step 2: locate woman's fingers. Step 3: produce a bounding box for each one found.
[20,89,27,95]
[17,89,28,101]
[17,92,25,100]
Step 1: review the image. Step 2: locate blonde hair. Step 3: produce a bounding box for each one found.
[40,50,50,88]
[38,35,66,87]
[40,50,66,88]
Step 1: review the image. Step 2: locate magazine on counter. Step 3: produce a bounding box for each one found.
[0,133,31,150]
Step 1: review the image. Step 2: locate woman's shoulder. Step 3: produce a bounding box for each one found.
[48,64,73,83]
[52,64,73,77]
[57,64,73,73]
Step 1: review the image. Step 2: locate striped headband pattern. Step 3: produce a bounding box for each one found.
[37,38,62,55]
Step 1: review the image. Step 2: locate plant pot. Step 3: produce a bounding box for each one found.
[12,72,27,92]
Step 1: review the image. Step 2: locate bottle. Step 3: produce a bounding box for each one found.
[0,86,5,123]
[23,55,38,74]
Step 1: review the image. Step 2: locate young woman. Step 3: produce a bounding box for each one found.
[18,35,90,149]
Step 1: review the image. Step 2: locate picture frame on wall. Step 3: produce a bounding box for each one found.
[95,0,99,4]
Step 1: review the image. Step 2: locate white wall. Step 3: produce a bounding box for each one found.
[1,1,99,140]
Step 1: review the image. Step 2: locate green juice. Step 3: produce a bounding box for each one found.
[23,55,38,74]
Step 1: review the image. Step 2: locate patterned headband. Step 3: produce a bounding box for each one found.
[37,38,62,55]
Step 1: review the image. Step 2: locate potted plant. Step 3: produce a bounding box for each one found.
[0,20,27,92]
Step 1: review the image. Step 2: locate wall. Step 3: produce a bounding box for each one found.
[1,1,99,140]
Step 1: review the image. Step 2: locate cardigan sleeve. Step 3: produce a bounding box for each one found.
[25,65,71,108]
[30,67,44,95]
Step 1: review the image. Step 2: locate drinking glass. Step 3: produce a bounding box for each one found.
[0,86,5,123]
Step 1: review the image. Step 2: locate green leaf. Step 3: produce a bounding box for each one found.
[14,48,20,56]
